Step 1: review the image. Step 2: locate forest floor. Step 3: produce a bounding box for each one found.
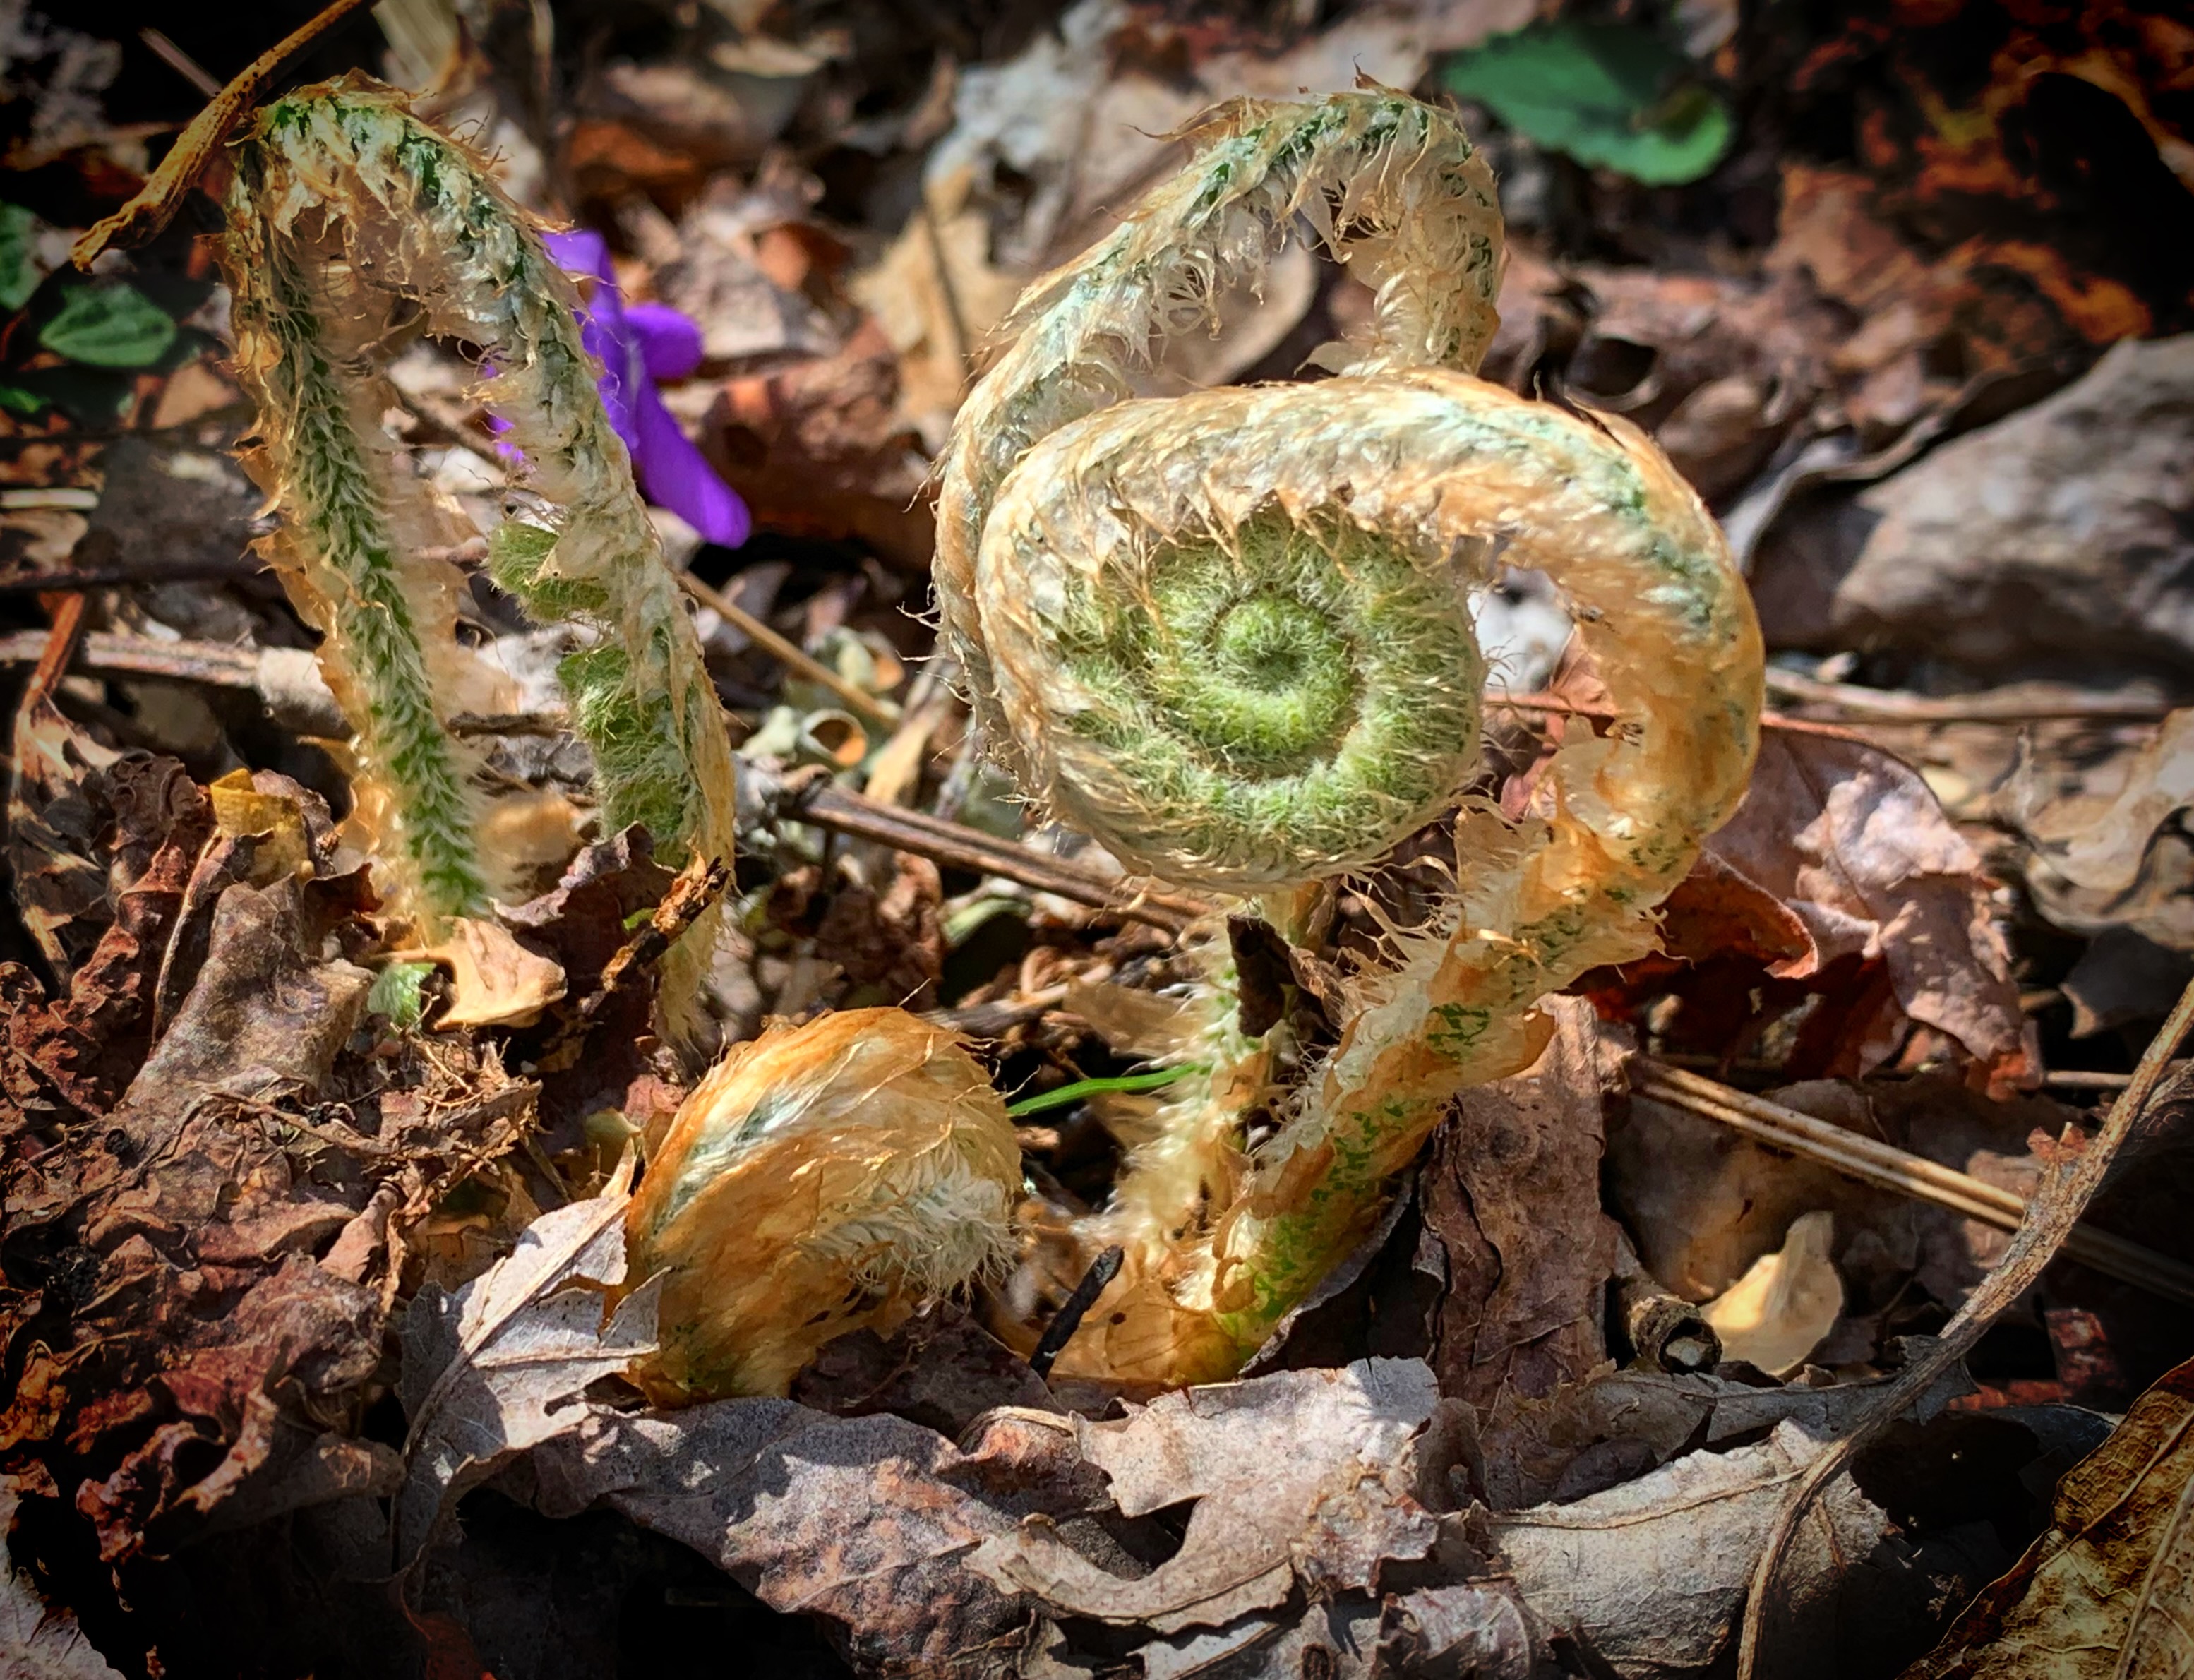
[3,1,2193,1676]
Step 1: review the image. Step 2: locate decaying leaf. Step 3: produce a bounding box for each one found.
[1473,1349,1977,1513]
[1,754,212,1121]
[1420,997,1623,1410]
[969,1360,1442,1636]
[2015,708,2194,953]
[1903,1352,2194,1679]
[396,1160,660,1566]
[1661,728,2034,1092]
[424,918,568,1031]
[525,1396,1106,1676]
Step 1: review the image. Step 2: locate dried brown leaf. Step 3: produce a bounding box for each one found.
[525,1397,1104,1676]
[395,1161,659,1566]
[1904,1352,2194,1678]
[425,918,567,1030]
[1487,1420,1898,1680]
[1420,997,1622,1412]
[1690,728,2034,1093]
[968,1360,1441,1636]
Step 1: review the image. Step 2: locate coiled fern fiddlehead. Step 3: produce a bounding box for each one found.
[222,76,738,1039]
[936,89,1764,1384]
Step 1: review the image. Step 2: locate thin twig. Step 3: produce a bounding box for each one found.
[139,28,224,98]
[744,762,1211,933]
[0,628,260,688]
[1763,667,2176,725]
[0,558,268,594]
[1027,1245,1125,1380]
[1733,977,2194,1678]
[1632,1060,2194,1306]
[679,572,904,730]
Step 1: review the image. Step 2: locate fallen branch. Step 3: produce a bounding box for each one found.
[1632,1058,2194,1307]
[1733,977,2194,1678]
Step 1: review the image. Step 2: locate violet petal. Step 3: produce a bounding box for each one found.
[633,381,751,548]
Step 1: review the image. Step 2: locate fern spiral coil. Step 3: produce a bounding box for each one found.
[935,90,1764,1384]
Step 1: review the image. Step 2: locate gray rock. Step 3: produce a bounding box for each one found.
[1755,335,2194,680]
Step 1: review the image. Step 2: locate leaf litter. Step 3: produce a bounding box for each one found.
[4,1,2194,1676]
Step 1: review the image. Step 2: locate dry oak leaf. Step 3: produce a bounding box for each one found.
[524,1397,1105,1677]
[967,1358,1443,1636]
[1903,1350,2194,1679]
[1686,728,2034,1093]
[395,1159,660,1566]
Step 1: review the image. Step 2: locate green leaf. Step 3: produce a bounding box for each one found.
[37,282,179,368]
[1007,1064,1209,1118]
[1441,22,1733,186]
[0,205,38,313]
[369,960,437,1030]
[0,384,45,417]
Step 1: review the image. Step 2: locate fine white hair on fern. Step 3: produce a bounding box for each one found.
[935,88,1764,1385]
[222,76,738,1038]
[621,1007,1024,1403]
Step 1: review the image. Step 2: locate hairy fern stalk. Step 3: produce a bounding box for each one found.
[222,75,738,1040]
[936,88,1765,1384]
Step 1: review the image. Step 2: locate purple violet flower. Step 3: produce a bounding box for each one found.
[524,227,752,548]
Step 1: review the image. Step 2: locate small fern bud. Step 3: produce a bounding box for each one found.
[622,1009,1022,1403]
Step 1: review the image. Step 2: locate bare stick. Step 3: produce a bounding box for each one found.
[679,572,904,730]
[1633,1060,2194,1306]
[1764,667,2175,725]
[1732,977,2194,1679]
[743,761,1211,933]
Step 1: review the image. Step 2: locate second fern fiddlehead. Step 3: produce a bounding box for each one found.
[936,90,1763,1384]
[223,76,739,1036]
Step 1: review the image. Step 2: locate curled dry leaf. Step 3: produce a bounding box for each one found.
[969,1360,1442,1636]
[395,1159,661,1567]
[2015,708,2194,952]
[1902,1351,2194,1679]
[1658,728,2034,1093]
[424,918,568,1031]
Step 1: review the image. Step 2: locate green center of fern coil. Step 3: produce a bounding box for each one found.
[1159,590,1352,769]
[1060,513,1488,878]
